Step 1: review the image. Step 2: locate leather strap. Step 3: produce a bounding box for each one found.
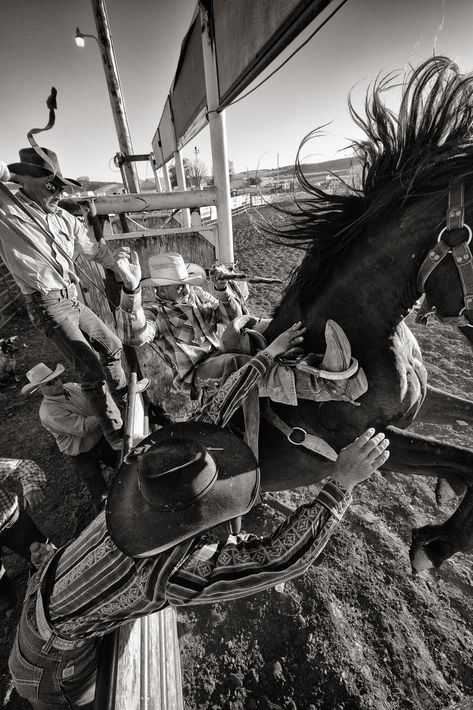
[417,241,450,292]
[264,405,338,461]
[447,181,465,230]
[452,241,473,311]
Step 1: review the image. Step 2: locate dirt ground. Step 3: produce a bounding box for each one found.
[0,207,473,709]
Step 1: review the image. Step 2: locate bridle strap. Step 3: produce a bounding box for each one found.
[447,181,465,230]
[417,179,473,324]
[451,241,473,312]
[263,404,338,462]
[417,241,450,292]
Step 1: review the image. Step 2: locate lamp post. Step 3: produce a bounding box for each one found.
[193,146,200,189]
[74,0,139,194]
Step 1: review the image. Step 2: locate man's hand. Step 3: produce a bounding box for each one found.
[113,249,142,291]
[24,489,44,513]
[265,322,307,358]
[209,264,233,291]
[332,428,390,494]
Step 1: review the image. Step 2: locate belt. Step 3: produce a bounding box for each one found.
[24,283,77,303]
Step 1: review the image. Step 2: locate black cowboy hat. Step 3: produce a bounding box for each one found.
[106,421,259,558]
[8,148,81,187]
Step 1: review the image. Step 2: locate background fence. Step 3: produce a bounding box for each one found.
[0,257,24,332]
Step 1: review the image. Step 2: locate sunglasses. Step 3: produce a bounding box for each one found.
[44,180,65,194]
[41,378,62,388]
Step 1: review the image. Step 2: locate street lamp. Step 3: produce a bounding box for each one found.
[72,0,139,194]
[75,27,99,48]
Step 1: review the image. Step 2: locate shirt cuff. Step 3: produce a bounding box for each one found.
[315,479,352,521]
[257,350,275,369]
[120,287,142,312]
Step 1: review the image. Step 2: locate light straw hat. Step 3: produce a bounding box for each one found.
[141,252,206,287]
[21,362,65,395]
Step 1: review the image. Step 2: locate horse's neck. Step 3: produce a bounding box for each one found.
[271,212,433,352]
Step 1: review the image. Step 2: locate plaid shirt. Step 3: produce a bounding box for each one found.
[0,458,46,531]
[48,351,352,641]
[116,285,243,394]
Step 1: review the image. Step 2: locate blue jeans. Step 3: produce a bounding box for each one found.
[9,555,98,709]
[69,437,117,510]
[26,289,126,444]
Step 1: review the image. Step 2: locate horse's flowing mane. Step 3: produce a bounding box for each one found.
[269,56,473,305]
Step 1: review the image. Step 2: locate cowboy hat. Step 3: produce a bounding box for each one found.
[141,252,206,287]
[21,362,65,395]
[106,421,259,557]
[8,148,81,187]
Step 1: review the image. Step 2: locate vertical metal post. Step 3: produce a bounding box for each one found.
[173,149,191,228]
[91,0,140,194]
[150,155,161,192]
[200,2,233,263]
[162,164,171,193]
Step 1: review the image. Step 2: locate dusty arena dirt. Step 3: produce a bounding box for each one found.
[0,207,472,709]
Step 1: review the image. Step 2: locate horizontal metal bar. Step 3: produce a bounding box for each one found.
[68,189,218,215]
[104,226,217,241]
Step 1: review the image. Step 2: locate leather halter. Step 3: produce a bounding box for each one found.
[263,404,338,461]
[417,181,473,327]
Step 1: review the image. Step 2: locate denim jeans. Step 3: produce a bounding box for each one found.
[9,556,99,709]
[193,351,252,394]
[26,290,126,445]
[69,437,117,510]
[0,509,46,611]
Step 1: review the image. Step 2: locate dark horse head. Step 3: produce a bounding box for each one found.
[266,55,473,335]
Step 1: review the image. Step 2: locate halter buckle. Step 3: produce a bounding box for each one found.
[287,427,307,445]
[437,224,472,245]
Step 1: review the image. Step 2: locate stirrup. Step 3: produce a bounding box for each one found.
[296,353,359,380]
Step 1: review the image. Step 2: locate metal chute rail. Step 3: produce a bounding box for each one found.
[94,373,184,710]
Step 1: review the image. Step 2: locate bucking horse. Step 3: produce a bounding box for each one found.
[256,56,473,573]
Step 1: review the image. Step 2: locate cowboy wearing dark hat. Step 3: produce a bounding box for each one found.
[0,147,138,449]
[8,326,390,709]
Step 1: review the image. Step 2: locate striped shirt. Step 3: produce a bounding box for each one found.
[0,190,116,294]
[49,482,349,640]
[48,351,351,641]
[0,458,47,531]
[115,285,243,394]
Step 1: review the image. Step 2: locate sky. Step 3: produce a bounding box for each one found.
[1,0,473,183]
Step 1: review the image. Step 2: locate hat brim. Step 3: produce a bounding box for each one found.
[7,162,81,188]
[106,421,260,557]
[141,263,206,288]
[21,363,65,395]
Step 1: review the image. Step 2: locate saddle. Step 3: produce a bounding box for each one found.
[221,316,368,405]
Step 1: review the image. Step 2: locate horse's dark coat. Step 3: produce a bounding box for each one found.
[257,57,473,569]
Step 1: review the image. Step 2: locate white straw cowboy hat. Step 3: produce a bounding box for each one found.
[8,148,81,188]
[141,252,206,287]
[106,421,260,557]
[21,362,65,395]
